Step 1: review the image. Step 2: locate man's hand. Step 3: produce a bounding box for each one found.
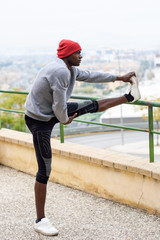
[116,72,136,84]
[63,113,77,125]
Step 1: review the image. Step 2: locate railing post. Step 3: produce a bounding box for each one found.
[148,106,154,162]
[60,123,64,143]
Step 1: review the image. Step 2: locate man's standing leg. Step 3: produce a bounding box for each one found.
[32,129,58,236]
[25,116,58,236]
[35,181,46,220]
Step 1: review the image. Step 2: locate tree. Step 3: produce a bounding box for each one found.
[0,90,27,131]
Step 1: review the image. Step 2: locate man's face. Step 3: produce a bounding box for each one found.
[67,50,82,67]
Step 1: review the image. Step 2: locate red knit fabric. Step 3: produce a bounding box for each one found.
[57,39,81,58]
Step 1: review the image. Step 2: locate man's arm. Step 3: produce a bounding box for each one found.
[76,68,135,84]
[76,68,116,83]
[50,72,70,124]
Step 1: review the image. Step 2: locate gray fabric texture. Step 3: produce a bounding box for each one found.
[25,58,116,123]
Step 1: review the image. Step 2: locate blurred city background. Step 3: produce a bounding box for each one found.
[0,0,160,155]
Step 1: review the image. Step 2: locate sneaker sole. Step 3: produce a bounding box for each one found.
[130,76,141,102]
[34,228,58,236]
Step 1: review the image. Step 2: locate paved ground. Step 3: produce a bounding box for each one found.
[1,165,160,240]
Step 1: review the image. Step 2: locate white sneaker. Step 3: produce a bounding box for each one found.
[128,76,141,102]
[34,217,58,236]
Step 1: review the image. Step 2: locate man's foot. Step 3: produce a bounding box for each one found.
[125,76,141,102]
[34,217,58,236]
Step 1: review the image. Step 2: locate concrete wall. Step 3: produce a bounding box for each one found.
[1,128,160,216]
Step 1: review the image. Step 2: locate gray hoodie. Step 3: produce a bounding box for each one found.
[25,58,116,123]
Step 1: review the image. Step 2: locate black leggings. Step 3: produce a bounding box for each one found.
[25,100,98,184]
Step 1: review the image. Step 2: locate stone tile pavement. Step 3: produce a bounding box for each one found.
[1,165,160,240]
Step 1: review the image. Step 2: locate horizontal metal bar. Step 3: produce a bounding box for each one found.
[70,96,160,108]
[152,130,160,135]
[1,90,160,108]
[0,107,149,133]
[0,108,159,135]
[73,119,148,132]
[70,95,99,101]
[0,108,25,114]
[0,90,29,95]
[127,100,160,108]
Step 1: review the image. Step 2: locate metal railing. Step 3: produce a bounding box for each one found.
[0,89,160,163]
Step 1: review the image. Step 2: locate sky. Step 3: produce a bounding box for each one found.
[0,0,160,54]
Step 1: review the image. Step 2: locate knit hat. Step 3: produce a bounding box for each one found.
[57,39,82,58]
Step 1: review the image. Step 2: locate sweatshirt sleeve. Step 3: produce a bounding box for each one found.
[76,68,116,83]
[49,69,70,124]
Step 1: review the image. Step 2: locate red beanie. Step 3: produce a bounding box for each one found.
[57,39,82,58]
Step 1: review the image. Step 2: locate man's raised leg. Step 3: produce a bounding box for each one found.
[97,96,127,112]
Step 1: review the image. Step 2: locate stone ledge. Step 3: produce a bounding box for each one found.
[0,128,160,181]
[0,128,33,147]
[1,128,160,216]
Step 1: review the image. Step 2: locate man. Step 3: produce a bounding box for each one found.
[25,39,141,236]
